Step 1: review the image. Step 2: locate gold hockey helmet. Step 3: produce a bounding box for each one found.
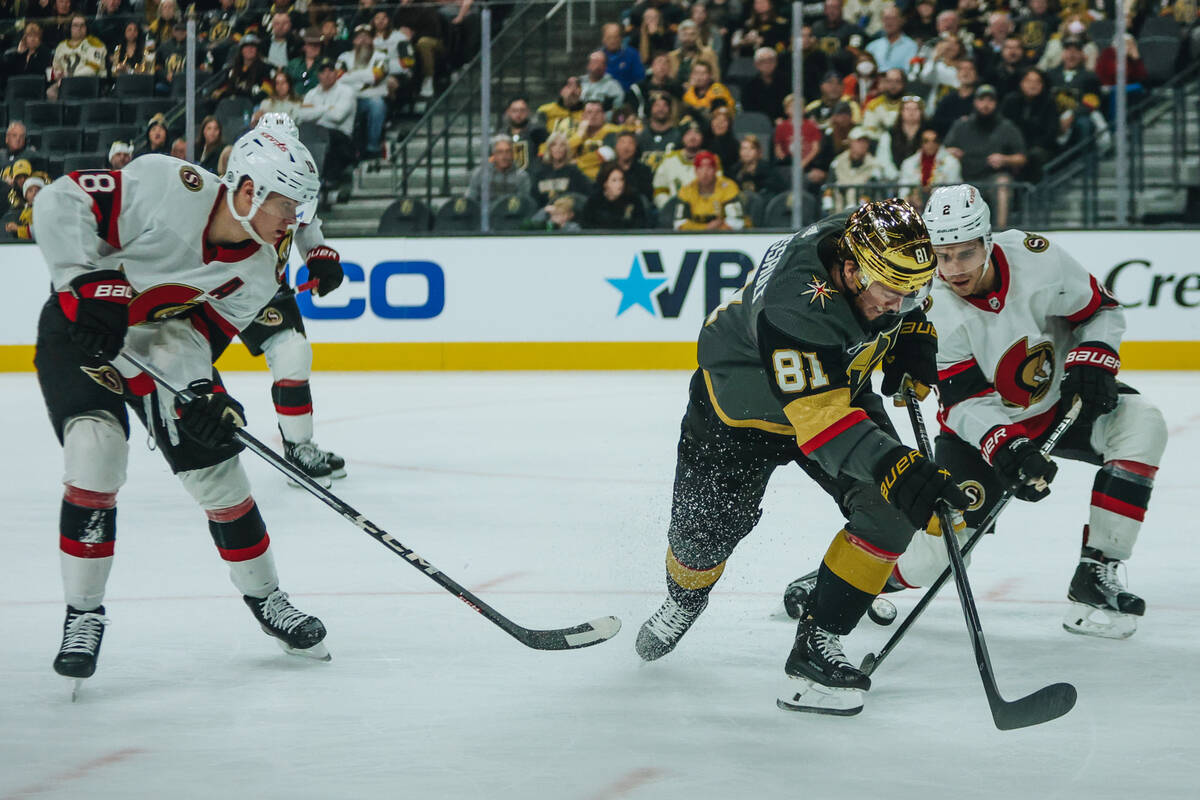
[841,199,936,294]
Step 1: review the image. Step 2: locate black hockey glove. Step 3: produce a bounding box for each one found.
[58,270,133,361]
[880,312,937,403]
[988,430,1058,502]
[875,445,971,531]
[1059,342,1119,424]
[304,245,343,297]
[175,380,246,449]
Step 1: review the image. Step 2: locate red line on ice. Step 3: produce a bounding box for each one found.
[2,747,145,799]
[584,767,667,800]
[470,571,526,592]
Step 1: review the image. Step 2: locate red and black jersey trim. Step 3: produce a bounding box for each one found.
[936,357,994,412]
[1066,274,1120,325]
[963,245,1012,313]
[69,170,123,248]
[206,497,271,562]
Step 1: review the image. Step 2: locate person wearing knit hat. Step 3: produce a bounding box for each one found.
[108,141,134,170]
[675,149,744,231]
[137,113,171,158]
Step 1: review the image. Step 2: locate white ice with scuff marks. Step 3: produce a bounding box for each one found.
[1,371,1198,799]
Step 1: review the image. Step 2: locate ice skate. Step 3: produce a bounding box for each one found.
[1063,547,1144,640]
[316,443,346,479]
[635,594,708,661]
[782,571,896,626]
[244,589,330,660]
[777,617,869,716]
[283,439,334,488]
[53,605,110,701]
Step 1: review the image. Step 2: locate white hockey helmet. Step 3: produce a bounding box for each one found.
[256,111,300,138]
[222,126,320,246]
[922,184,993,261]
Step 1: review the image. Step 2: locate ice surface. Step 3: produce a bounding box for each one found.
[2,371,1197,799]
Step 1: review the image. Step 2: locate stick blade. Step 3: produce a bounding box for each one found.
[518,616,622,651]
[991,681,1078,730]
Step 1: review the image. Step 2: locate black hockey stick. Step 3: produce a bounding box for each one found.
[898,386,1076,730]
[116,352,621,651]
[861,398,1081,676]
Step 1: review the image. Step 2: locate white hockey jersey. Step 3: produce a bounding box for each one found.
[928,229,1124,456]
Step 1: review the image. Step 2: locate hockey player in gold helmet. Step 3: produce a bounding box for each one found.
[634,197,966,717]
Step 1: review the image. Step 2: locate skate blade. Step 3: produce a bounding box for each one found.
[330,467,347,479]
[776,675,864,716]
[70,678,84,702]
[276,639,332,661]
[1062,602,1137,640]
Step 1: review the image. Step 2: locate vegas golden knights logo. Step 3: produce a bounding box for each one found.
[845,319,903,397]
[81,365,125,395]
[994,337,1055,408]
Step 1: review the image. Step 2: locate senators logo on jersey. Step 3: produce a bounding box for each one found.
[994,337,1055,408]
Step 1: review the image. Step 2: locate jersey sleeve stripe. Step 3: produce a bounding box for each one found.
[781,386,870,454]
[937,357,978,382]
[1065,275,1104,323]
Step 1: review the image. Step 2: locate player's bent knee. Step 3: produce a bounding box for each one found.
[262,329,313,381]
[1103,395,1168,465]
[62,412,129,494]
[177,457,253,511]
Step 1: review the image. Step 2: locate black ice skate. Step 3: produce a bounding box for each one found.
[53,605,109,701]
[283,440,334,488]
[1063,547,1145,639]
[777,617,870,716]
[783,571,896,626]
[635,594,708,661]
[320,445,346,479]
[244,589,330,660]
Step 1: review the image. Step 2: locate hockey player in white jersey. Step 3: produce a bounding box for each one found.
[884,184,1167,638]
[33,127,331,694]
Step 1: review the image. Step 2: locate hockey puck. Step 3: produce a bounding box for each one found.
[867,597,897,626]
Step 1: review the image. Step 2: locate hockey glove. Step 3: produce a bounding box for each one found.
[1059,342,1119,423]
[58,270,133,361]
[304,246,343,297]
[875,445,971,531]
[175,380,246,449]
[988,430,1058,502]
[880,312,937,404]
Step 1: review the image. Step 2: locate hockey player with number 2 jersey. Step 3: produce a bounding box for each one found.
[33,128,332,696]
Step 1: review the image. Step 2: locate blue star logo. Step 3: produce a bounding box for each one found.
[606,256,666,316]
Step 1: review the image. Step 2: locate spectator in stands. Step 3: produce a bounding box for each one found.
[3,175,45,241]
[297,57,357,187]
[731,0,789,58]
[200,0,241,70]
[987,36,1028,100]
[652,120,705,206]
[211,33,273,101]
[156,21,189,93]
[94,0,131,51]
[742,47,789,121]
[944,83,1026,226]
[48,13,107,97]
[828,126,883,210]
[674,150,743,231]
[437,0,481,71]
[395,0,445,100]
[1000,67,1057,181]
[1,159,34,216]
[111,20,154,77]
[807,70,862,132]
[137,113,171,158]
[682,61,734,119]
[286,29,325,96]
[689,3,724,62]
[897,124,961,204]
[107,140,133,170]
[337,24,390,160]
[931,58,978,137]
[1096,33,1148,88]
[601,22,644,92]
[876,96,925,181]
[1056,92,1111,157]
[917,29,966,107]
[581,162,647,230]
[844,51,880,109]
[975,12,1014,78]
[612,130,654,204]
[705,107,739,175]
[528,131,591,207]
[254,0,306,34]
[3,22,51,86]
[631,53,684,115]
[632,7,674,67]
[527,195,582,232]
[171,137,189,160]
[371,9,415,107]
[467,135,531,205]
[1047,35,1102,108]
[538,76,584,136]
[844,0,887,38]
[1015,0,1056,65]
[905,0,938,43]
[1038,16,1096,72]
[777,94,827,168]
[625,0,686,37]
[865,5,917,73]
[730,133,785,196]
[861,67,905,138]
[255,70,304,124]
[264,12,302,70]
[568,99,623,179]
[803,100,854,182]
[41,0,76,51]
[196,115,226,174]
[500,97,548,172]
[669,20,720,84]
[637,92,682,168]
[1,123,37,169]
[796,25,832,105]
[955,0,986,41]
[147,0,182,51]
[581,50,626,111]
[813,0,864,53]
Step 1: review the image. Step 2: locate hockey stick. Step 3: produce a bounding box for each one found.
[115,352,622,651]
[861,397,1081,676]
[898,386,1077,730]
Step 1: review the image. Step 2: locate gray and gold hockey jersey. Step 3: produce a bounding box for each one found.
[697,211,910,482]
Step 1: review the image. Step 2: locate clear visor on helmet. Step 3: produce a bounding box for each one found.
[858,273,931,316]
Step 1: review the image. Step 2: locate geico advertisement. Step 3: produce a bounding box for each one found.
[1,231,1197,346]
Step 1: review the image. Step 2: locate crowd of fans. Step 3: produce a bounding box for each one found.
[459,0,1199,232]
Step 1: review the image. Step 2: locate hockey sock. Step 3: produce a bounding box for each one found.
[59,486,117,611]
[811,530,900,635]
[272,380,314,444]
[1086,460,1157,561]
[206,497,279,597]
[664,546,725,609]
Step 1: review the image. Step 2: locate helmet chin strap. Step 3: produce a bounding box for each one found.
[225,185,272,248]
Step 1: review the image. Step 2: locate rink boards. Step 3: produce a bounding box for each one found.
[1,230,1198,371]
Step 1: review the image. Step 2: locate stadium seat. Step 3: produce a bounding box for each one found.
[1139,36,1181,87]
[133,98,175,128]
[62,152,108,173]
[763,191,817,228]
[88,124,138,153]
[733,111,774,148]
[488,193,536,230]
[1140,16,1182,40]
[112,74,156,99]
[39,127,83,154]
[658,196,684,229]
[377,198,432,234]
[79,99,122,127]
[724,57,758,88]
[5,75,47,119]
[59,76,100,100]
[1087,19,1116,48]
[214,96,255,140]
[23,101,63,130]
[433,197,481,232]
[740,190,766,228]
